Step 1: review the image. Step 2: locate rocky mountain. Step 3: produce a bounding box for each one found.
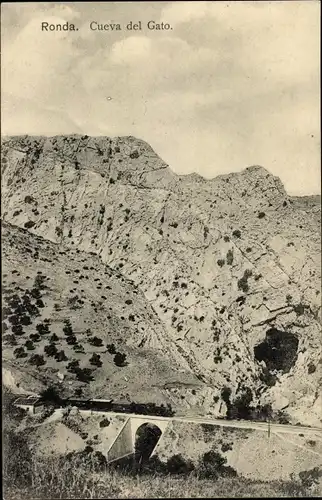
[2,135,321,425]
[2,221,201,406]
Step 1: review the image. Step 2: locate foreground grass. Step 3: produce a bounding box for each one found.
[4,454,321,499]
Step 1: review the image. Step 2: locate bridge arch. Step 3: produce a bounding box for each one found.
[107,416,169,464]
[134,422,163,463]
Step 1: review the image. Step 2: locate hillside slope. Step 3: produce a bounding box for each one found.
[2,221,201,406]
[2,135,321,425]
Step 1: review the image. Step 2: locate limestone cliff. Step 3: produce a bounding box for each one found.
[2,135,321,425]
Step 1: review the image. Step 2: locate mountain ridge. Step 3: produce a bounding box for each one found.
[2,134,321,426]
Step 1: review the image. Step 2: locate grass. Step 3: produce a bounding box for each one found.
[4,452,321,499]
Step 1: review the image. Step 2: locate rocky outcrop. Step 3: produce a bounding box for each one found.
[2,135,321,425]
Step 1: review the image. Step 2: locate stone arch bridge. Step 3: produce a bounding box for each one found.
[107,414,169,463]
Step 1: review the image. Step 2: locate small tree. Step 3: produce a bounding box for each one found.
[14,347,27,359]
[226,249,234,265]
[40,386,62,406]
[66,335,77,345]
[88,336,103,347]
[63,320,73,336]
[113,352,127,367]
[55,350,68,362]
[89,353,102,367]
[99,418,110,428]
[107,343,116,354]
[25,340,35,351]
[29,354,45,367]
[29,333,41,342]
[199,450,228,478]
[67,360,80,372]
[166,454,194,475]
[36,323,50,335]
[75,367,93,383]
[44,344,58,357]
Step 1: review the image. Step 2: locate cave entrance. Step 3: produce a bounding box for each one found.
[134,423,162,465]
[254,327,299,374]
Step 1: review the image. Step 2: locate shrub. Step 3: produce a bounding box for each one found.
[24,221,36,229]
[75,367,94,383]
[99,418,110,428]
[258,212,266,219]
[67,360,80,372]
[14,347,27,358]
[29,354,45,366]
[55,350,68,362]
[226,249,234,265]
[107,343,116,354]
[20,315,32,326]
[237,277,249,293]
[40,387,62,406]
[88,336,103,347]
[36,323,50,335]
[166,454,194,475]
[232,229,241,238]
[113,352,127,367]
[286,294,293,305]
[217,259,225,267]
[12,324,25,335]
[237,269,252,293]
[308,362,316,374]
[129,150,139,159]
[25,340,35,350]
[221,386,231,405]
[294,303,306,316]
[66,335,77,345]
[63,320,73,336]
[200,450,226,474]
[276,410,291,424]
[228,387,253,420]
[44,344,58,357]
[74,344,85,353]
[89,353,102,367]
[3,334,17,345]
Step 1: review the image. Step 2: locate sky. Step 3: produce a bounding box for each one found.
[1,1,320,195]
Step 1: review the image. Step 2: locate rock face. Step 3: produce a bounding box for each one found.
[2,135,321,425]
[2,221,201,405]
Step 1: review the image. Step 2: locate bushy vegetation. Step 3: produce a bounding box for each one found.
[226,249,234,265]
[237,269,253,293]
[1,374,321,499]
[129,150,140,159]
[114,352,127,367]
[3,443,319,499]
[232,229,241,238]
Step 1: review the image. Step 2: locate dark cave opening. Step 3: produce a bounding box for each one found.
[134,423,162,465]
[254,327,299,374]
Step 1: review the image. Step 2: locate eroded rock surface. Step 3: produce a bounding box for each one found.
[2,135,321,425]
